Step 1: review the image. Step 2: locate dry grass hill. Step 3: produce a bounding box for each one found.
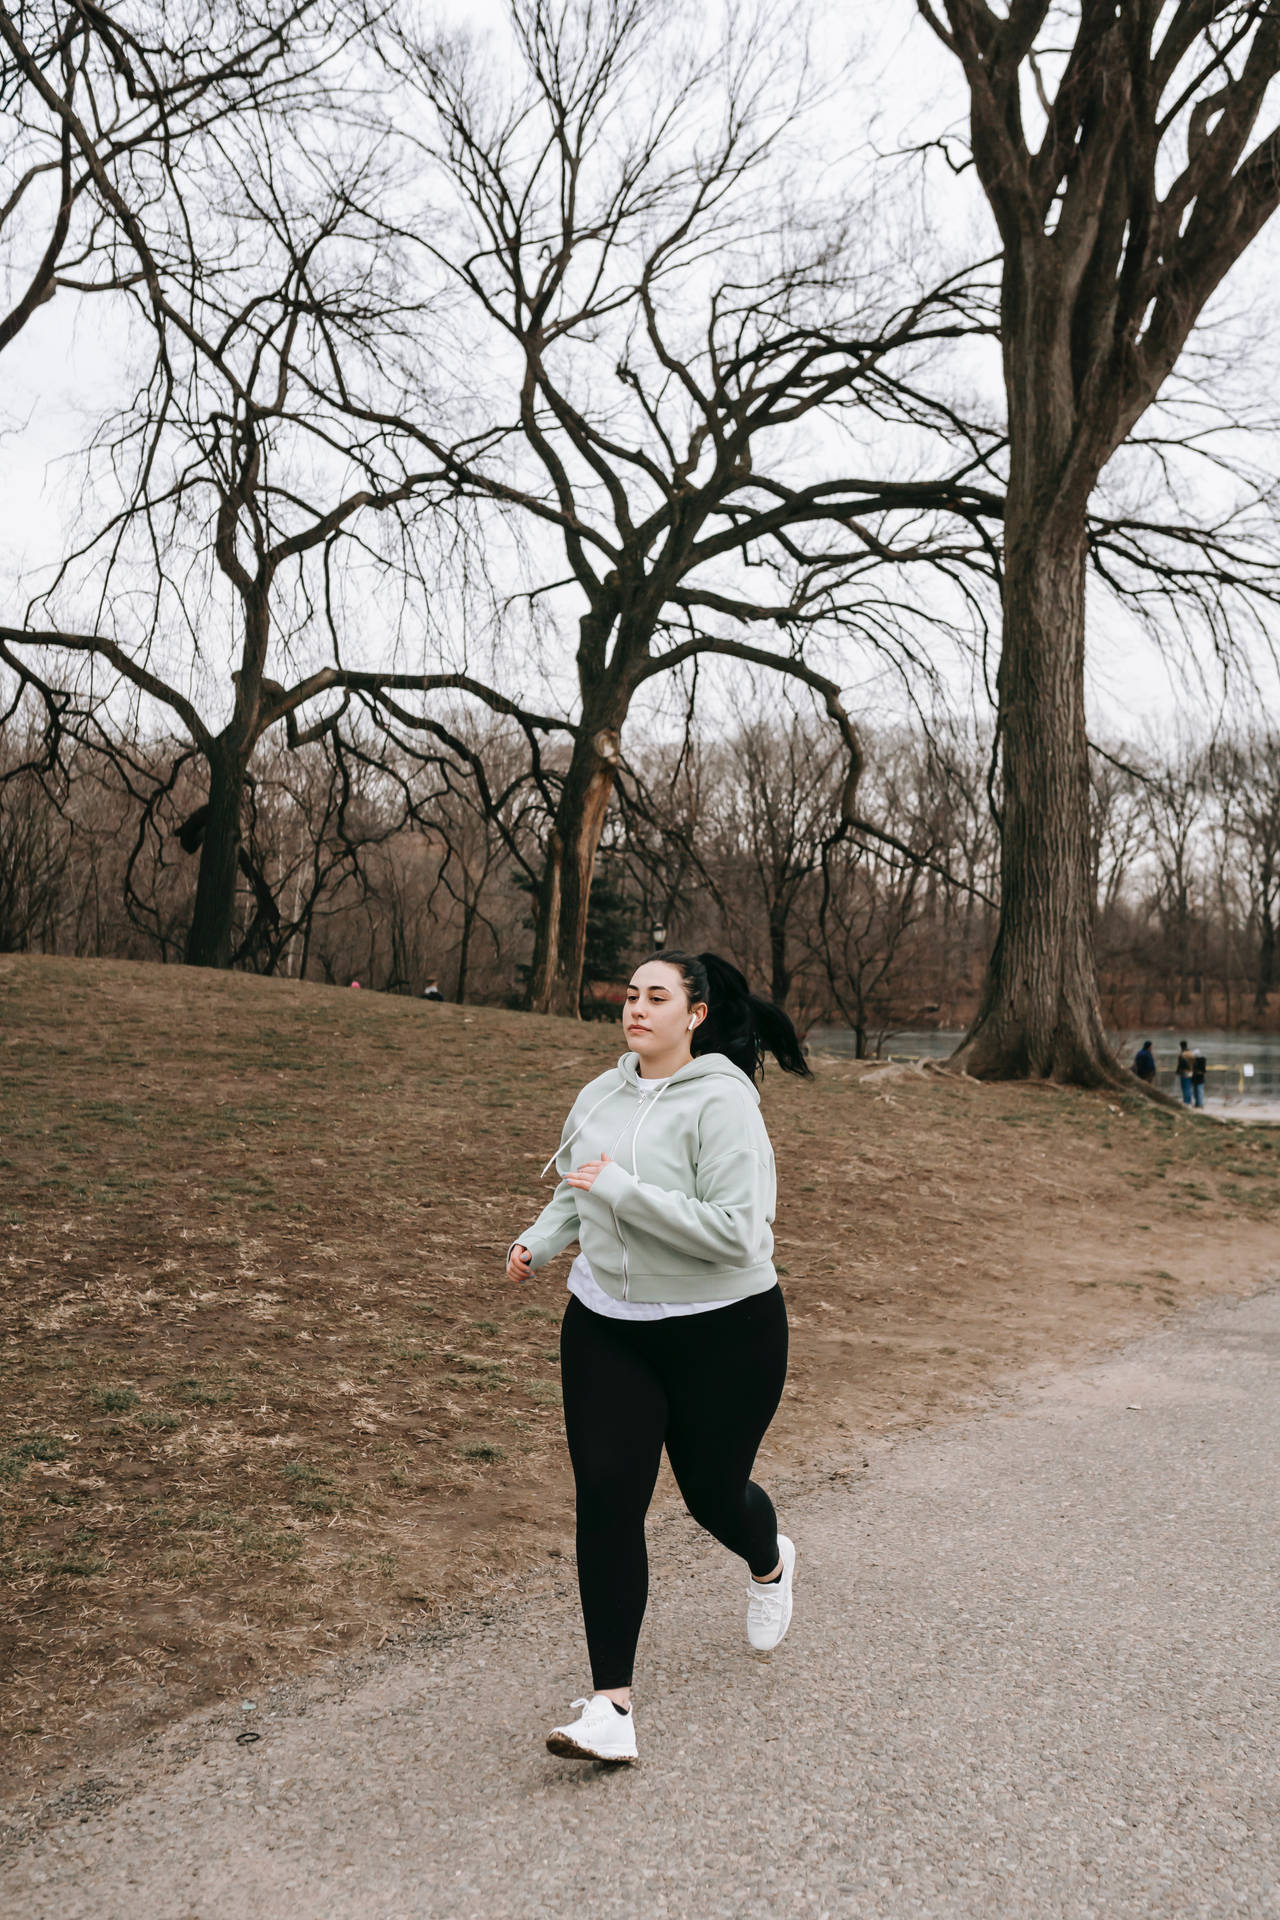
[3,954,1278,1815]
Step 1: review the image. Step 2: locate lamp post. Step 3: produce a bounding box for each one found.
[650,922,667,952]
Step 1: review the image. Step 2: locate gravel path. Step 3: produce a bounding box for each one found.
[7,1286,1280,1920]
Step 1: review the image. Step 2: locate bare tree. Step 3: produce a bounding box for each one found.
[0,10,507,968]
[905,717,1000,1018]
[1137,735,1208,1018]
[809,835,929,1057]
[1216,727,1280,1015]
[919,1,1280,1080]
[687,689,845,1010]
[346,0,1004,1015]
[0,0,324,354]
[384,719,544,1000]
[0,726,70,948]
[609,712,717,947]
[807,725,996,1052]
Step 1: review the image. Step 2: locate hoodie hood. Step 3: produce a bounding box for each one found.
[537,1049,759,1181]
[614,1049,761,1103]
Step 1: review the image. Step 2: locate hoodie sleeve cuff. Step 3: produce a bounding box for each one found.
[589,1160,635,1210]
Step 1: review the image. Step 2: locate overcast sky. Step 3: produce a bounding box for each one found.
[4,0,1279,746]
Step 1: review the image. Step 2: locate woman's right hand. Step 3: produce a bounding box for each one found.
[506,1242,533,1284]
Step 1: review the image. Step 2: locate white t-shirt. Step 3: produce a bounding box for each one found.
[565,1076,734,1322]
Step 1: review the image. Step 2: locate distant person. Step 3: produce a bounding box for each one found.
[421,978,444,1002]
[1177,1041,1195,1105]
[1192,1049,1208,1109]
[1133,1039,1157,1084]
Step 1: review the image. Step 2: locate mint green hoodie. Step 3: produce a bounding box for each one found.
[514,1051,778,1305]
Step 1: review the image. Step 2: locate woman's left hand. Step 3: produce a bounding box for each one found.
[565,1153,612,1192]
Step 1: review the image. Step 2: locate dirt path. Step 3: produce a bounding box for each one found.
[6,1283,1279,1919]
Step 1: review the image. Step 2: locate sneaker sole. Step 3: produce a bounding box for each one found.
[545,1731,636,1765]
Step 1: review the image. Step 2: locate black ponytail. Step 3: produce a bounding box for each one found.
[640,949,812,1082]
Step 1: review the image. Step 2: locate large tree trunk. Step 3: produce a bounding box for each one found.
[954,220,1120,1087]
[186,741,247,968]
[953,508,1115,1084]
[186,586,272,971]
[525,721,622,1017]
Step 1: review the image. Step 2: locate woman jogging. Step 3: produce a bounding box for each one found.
[506,950,810,1765]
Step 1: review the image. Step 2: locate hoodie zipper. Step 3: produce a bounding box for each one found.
[604,1084,659,1301]
[545,1074,679,1303]
[607,1089,649,1301]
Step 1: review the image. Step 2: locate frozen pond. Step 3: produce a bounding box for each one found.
[808,1026,1280,1121]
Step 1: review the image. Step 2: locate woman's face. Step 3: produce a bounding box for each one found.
[622,961,706,1062]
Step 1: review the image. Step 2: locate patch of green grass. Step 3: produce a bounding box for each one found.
[458,1442,505,1464]
[90,1387,139,1413]
[281,1457,338,1510]
[516,1306,557,1322]
[527,1381,562,1407]
[236,1525,304,1561]
[47,1554,110,1578]
[151,1503,304,1560]
[137,1408,182,1431]
[183,1505,236,1532]
[5,1547,110,1579]
[470,1320,500,1336]
[0,1432,68,1479]
[281,1458,331,1487]
[172,1377,237,1406]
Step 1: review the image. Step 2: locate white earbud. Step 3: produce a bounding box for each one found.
[688,1016,698,1031]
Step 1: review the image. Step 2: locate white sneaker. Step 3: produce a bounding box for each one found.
[546,1694,638,1764]
[747,1534,795,1651]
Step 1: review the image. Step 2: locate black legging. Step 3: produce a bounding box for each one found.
[559,1284,789,1689]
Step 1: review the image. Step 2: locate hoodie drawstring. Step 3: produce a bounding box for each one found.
[627,1080,671,1174]
[540,1075,673,1182]
[540,1086,619,1180]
